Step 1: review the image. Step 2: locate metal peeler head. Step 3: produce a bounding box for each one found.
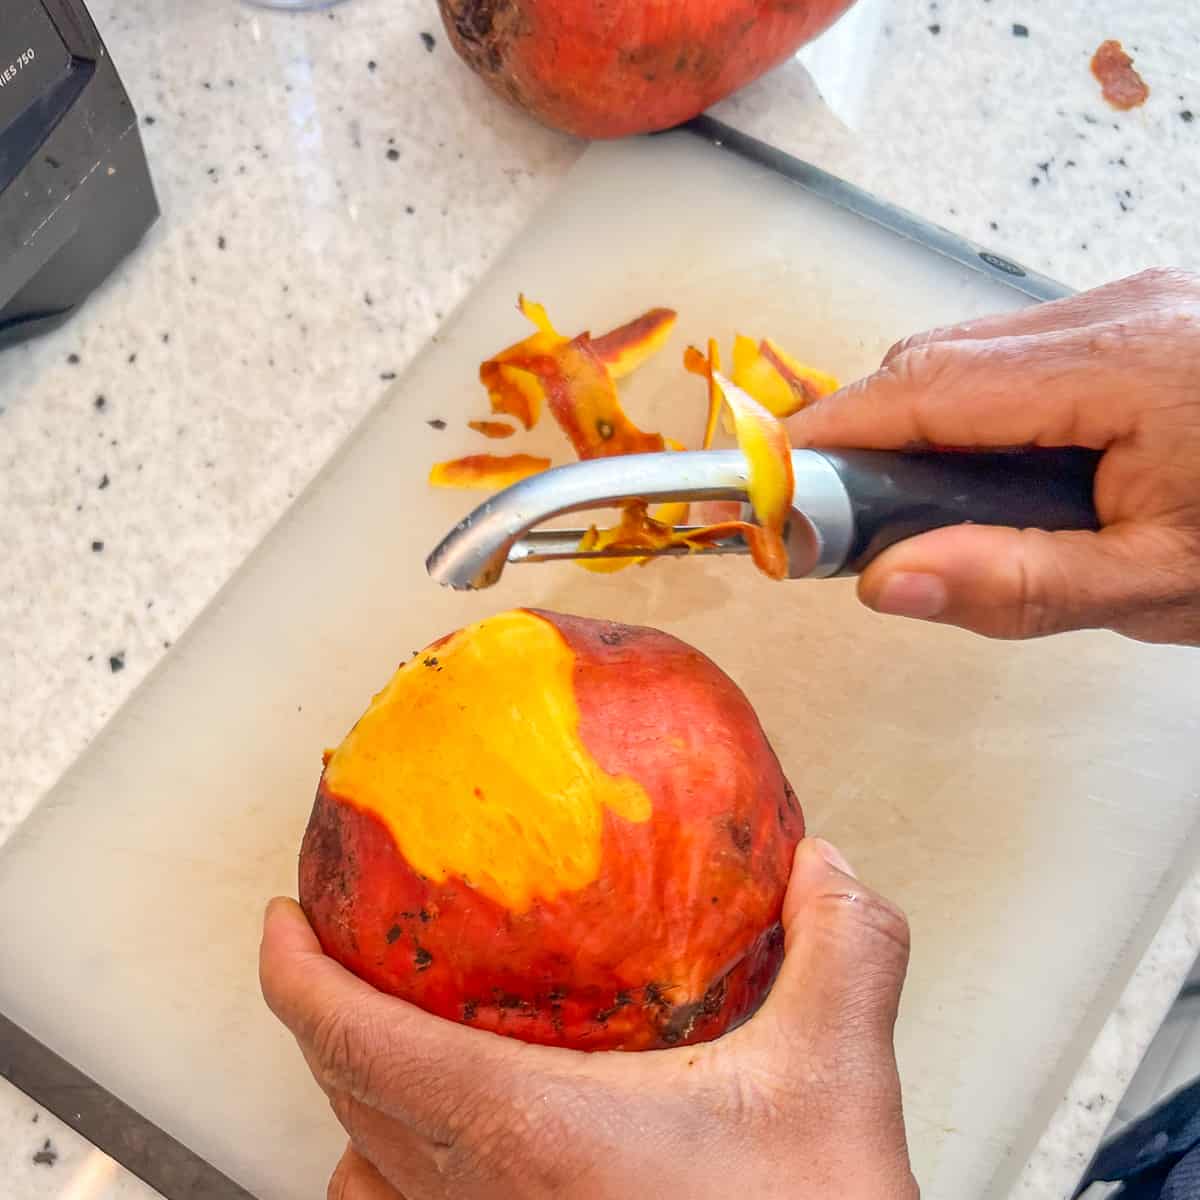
[425,449,850,590]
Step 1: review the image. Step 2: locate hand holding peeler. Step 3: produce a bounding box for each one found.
[426,446,1101,591]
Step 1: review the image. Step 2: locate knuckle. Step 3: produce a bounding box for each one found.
[829,888,912,969]
[882,331,929,365]
[311,1007,357,1083]
[880,342,963,440]
[310,1002,380,1100]
[1009,531,1077,639]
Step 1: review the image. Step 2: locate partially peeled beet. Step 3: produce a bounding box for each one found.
[299,609,803,1050]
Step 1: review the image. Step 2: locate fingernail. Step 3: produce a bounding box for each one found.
[812,837,857,878]
[264,896,288,922]
[870,572,948,619]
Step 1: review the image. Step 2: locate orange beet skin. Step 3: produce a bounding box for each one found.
[299,609,803,1051]
[438,0,859,139]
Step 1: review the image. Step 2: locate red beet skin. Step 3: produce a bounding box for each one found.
[300,610,804,1051]
[437,0,859,139]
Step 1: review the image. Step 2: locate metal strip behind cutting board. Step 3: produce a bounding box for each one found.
[1,115,1197,1200]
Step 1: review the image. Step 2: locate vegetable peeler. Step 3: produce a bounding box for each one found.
[426,446,1100,590]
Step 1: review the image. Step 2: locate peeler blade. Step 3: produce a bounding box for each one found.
[425,450,756,590]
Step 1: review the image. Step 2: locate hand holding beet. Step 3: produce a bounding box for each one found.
[261,839,916,1200]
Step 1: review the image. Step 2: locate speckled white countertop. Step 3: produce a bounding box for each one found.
[1,0,1197,1196]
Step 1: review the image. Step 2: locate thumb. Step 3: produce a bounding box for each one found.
[856,521,1187,640]
[752,840,910,1073]
[259,897,524,1131]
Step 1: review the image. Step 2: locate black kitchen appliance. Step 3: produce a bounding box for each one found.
[0,0,157,349]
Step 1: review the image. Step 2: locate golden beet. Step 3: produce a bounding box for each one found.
[300,609,803,1050]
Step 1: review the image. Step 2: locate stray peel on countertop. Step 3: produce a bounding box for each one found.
[431,296,826,579]
[427,453,551,489]
[467,419,518,439]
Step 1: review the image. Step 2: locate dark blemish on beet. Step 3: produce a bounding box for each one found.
[67,353,80,365]
[596,419,614,440]
[642,982,670,1010]
[495,991,524,1010]
[33,1138,57,1165]
[599,630,623,646]
[1012,23,1028,37]
[421,31,436,51]
[98,474,110,489]
[91,540,103,552]
[386,148,400,162]
[701,975,728,1016]
[418,908,432,923]
[595,992,632,1023]
[109,653,125,673]
[427,418,446,429]
[385,924,402,944]
[414,946,433,971]
[423,656,440,669]
[729,820,752,854]
[463,999,478,1020]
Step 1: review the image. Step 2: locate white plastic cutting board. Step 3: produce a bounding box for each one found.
[2,131,1199,1200]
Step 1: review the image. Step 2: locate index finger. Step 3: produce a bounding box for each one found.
[786,322,1151,452]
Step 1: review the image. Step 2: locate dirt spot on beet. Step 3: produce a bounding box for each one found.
[594,990,633,1023]
[385,924,402,944]
[661,975,728,1044]
[440,0,522,81]
[414,946,433,971]
[728,819,752,855]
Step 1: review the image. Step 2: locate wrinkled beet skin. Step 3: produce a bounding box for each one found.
[300,611,804,1051]
[437,0,857,139]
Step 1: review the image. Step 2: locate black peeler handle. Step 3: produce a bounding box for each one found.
[814,448,1102,574]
